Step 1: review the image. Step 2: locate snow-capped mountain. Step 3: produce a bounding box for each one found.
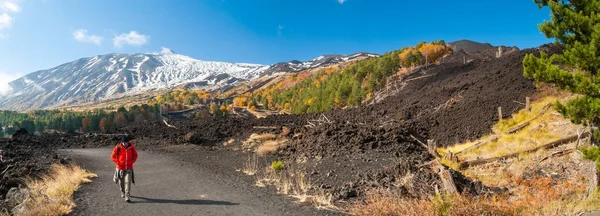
[260,52,379,76]
[0,50,379,110]
[0,49,269,110]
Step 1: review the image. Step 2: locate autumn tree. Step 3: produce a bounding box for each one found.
[114,113,128,128]
[99,117,112,132]
[219,104,228,116]
[523,0,600,140]
[81,117,92,132]
[209,102,218,113]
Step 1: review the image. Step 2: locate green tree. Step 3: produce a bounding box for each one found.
[348,81,364,106]
[523,0,600,140]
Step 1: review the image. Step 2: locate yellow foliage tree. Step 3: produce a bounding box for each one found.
[155,95,163,104]
[418,43,448,63]
[209,102,218,114]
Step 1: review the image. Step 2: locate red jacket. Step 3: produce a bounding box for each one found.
[111,142,138,170]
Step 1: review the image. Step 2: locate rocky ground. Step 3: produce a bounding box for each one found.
[0,44,563,213]
[0,129,65,211]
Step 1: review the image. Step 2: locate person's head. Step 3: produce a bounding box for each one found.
[121,136,129,146]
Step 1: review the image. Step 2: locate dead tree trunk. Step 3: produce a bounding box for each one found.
[498,107,503,121]
[455,135,501,156]
[428,139,441,158]
[460,132,589,169]
[436,164,458,194]
[586,162,599,199]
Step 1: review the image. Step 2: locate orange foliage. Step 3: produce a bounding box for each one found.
[418,44,449,63]
[399,48,419,67]
[99,117,110,132]
[509,174,585,208]
[324,67,337,75]
[209,103,218,113]
[233,97,248,107]
[81,117,92,132]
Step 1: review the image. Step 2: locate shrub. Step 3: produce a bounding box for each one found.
[581,146,600,169]
[271,160,284,170]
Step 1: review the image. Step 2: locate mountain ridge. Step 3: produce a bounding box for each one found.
[0,50,379,110]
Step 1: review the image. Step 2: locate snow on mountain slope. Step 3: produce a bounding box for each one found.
[260,52,379,76]
[0,50,269,110]
[0,50,379,110]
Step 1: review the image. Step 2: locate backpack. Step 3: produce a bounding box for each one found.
[115,142,132,157]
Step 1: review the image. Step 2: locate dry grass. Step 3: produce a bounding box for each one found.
[429,95,600,215]
[439,96,581,161]
[17,164,97,216]
[243,133,277,150]
[244,133,288,156]
[223,139,235,146]
[257,140,288,156]
[350,190,517,216]
[352,177,594,216]
[250,133,277,142]
[281,127,291,137]
[252,163,341,212]
[242,154,260,176]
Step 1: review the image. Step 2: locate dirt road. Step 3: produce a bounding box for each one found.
[60,148,331,216]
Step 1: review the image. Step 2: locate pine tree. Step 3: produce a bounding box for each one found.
[523,0,600,139]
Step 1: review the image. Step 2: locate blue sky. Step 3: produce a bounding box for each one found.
[0,0,552,92]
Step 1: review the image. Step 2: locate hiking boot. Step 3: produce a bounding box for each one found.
[124,196,130,202]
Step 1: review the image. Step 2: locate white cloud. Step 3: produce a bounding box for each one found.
[73,29,103,45]
[0,72,18,94]
[160,47,174,55]
[0,13,13,30]
[0,33,8,39]
[277,25,284,36]
[338,0,346,4]
[113,31,149,48]
[1,1,20,13]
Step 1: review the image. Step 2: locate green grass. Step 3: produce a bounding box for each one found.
[271,160,284,170]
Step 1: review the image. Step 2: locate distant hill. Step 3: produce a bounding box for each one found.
[259,52,379,77]
[449,40,494,54]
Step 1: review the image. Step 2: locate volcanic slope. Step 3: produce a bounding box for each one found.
[72,44,563,204]
[256,44,562,200]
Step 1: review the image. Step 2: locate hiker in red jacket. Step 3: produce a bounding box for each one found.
[111,136,138,202]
